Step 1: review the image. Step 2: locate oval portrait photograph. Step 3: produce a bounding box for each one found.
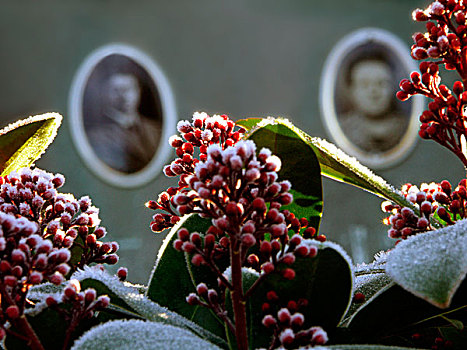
[69,44,176,187]
[320,28,424,169]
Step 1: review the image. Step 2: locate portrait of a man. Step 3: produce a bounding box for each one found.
[338,56,408,153]
[320,28,422,169]
[82,54,162,174]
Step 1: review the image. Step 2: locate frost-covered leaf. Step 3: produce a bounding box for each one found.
[240,117,412,209]
[146,214,226,339]
[244,118,323,229]
[342,272,392,325]
[70,320,220,350]
[74,266,226,348]
[249,240,354,349]
[386,220,467,308]
[341,251,391,324]
[0,113,62,176]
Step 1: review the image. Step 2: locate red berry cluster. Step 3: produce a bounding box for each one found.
[46,279,110,348]
[0,212,71,339]
[147,112,245,232]
[171,140,316,271]
[170,139,323,348]
[411,332,454,349]
[383,179,467,239]
[261,294,328,349]
[0,168,119,271]
[397,0,467,167]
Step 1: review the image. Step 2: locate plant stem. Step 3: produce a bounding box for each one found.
[12,316,45,350]
[230,239,248,350]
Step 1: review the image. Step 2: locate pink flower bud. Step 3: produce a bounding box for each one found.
[311,327,328,345]
[278,308,291,323]
[282,253,296,265]
[266,290,279,301]
[6,305,20,320]
[85,289,97,303]
[46,296,57,307]
[252,198,266,212]
[0,260,11,273]
[64,286,77,299]
[4,276,17,287]
[117,267,128,281]
[308,245,318,258]
[241,234,256,248]
[191,254,205,266]
[262,262,275,274]
[208,289,218,304]
[283,268,296,280]
[182,242,196,253]
[97,295,110,308]
[105,254,119,265]
[56,263,71,276]
[279,328,294,345]
[290,313,304,327]
[11,249,26,263]
[430,1,445,16]
[260,241,272,255]
[29,271,43,284]
[86,234,97,245]
[262,315,276,328]
[245,168,260,182]
[186,293,200,305]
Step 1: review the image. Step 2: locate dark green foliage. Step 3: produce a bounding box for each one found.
[249,242,353,349]
[146,214,226,339]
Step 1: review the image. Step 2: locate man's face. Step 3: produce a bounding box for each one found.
[350,60,392,118]
[107,74,140,114]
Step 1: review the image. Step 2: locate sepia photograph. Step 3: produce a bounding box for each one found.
[69,44,176,187]
[320,28,424,169]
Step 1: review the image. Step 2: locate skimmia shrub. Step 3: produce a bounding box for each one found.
[2,1,467,349]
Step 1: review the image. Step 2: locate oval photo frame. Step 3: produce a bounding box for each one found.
[69,44,176,188]
[320,28,424,169]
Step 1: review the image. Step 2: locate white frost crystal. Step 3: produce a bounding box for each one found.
[70,319,220,350]
[386,219,467,308]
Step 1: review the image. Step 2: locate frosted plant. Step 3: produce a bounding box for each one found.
[148,113,329,350]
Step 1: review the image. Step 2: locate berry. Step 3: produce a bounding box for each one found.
[117,267,128,281]
[6,305,20,319]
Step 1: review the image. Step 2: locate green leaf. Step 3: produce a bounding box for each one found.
[0,113,62,176]
[249,240,354,349]
[244,118,323,229]
[240,117,412,209]
[70,320,221,350]
[441,315,464,330]
[146,214,227,341]
[236,117,262,130]
[342,252,391,324]
[386,220,467,308]
[347,280,467,344]
[73,266,226,347]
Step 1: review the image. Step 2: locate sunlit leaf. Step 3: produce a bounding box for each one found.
[239,117,413,209]
[0,113,62,176]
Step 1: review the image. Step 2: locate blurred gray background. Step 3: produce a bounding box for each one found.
[1,0,463,283]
